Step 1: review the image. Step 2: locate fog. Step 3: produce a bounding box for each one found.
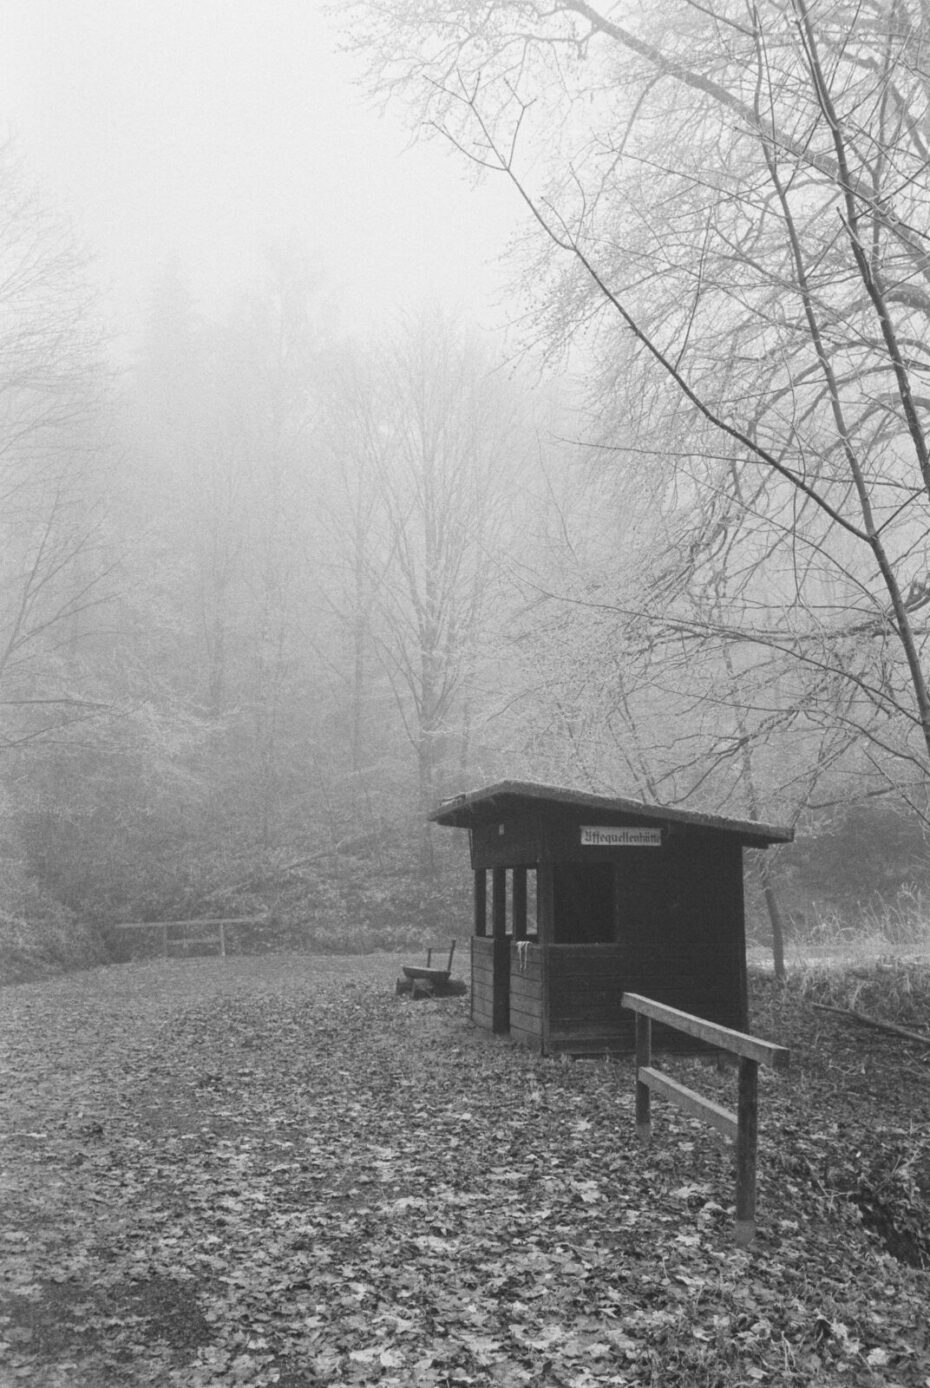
[1,0,521,344]
[2,0,929,971]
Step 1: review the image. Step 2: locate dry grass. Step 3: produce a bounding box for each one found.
[749,886,930,975]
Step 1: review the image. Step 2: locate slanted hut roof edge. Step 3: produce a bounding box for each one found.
[429,779,792,847]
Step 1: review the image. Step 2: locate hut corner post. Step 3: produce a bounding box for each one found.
[491,866,509,1034]
[474,870,487,937]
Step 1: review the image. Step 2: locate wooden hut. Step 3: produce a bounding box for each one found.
[429,781,792,1055]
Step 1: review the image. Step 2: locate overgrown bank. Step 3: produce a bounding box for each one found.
[1,955,928,1386]
[0,866,467,988]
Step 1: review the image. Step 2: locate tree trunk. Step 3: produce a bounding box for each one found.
[761,860,786,985]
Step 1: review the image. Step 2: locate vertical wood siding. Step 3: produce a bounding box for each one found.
[470,936,510,1033]
[509,941,543,1047]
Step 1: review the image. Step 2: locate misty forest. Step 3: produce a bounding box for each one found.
[5,5,930,1388]
[5,0,930,979]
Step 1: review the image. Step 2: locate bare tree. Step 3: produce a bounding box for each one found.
[0,145,113,755]
[317,344,393,800]
[322,313,524,871]
[128,251,335,847]
[348,0,930,813]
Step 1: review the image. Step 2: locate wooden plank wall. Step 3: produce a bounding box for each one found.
[471,937,497,1031]
[509,941,543,1047]
[546,944,631,1049]
[618,842,747,1033]
[471,936,510,1033]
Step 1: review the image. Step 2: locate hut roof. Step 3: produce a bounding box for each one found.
[429,780,792,849]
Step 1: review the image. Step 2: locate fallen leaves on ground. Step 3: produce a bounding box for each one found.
[0,954,928,1387]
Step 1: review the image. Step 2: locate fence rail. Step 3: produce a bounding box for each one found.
[111,918,267,959]
[621,992,790,1246]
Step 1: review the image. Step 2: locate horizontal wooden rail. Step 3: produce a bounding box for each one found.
[621,993,790,1069]
[622,992,789,1247]
[638,1066,738,1141]
[111,917,267,959]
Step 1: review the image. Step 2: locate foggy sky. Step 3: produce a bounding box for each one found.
[0,0,522,346]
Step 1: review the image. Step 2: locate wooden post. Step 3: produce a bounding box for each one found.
[536,862,555,944]
[492,868,507,937]
[492,868,509,1034]
[735,1057,759,1246]
[536,863,555,1051]
[162,923,169,958]
[512,868,527,941]
[540,934,550,1054]
[621,993,787,1246]
[219,922,227,958]
[474,870,487,937]
[635,1012,652,1141]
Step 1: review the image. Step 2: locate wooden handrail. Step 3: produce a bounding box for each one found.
[621,992,789,1246]
[621,993,789,1069]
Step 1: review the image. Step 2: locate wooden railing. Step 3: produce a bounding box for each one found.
[621,992,790,1246]
[111,918,267,959]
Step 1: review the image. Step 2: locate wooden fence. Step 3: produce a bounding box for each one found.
[621,992,790,1246]
[111,918,267,959]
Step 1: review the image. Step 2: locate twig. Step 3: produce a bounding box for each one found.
[812,1002,930,1046]
[202,828,388,901]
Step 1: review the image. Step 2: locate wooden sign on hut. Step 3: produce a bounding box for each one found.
[429,781,792,1055]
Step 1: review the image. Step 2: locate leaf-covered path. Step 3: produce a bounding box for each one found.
[1,955,928,1386]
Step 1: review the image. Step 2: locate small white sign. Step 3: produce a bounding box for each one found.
[580,825,662,847]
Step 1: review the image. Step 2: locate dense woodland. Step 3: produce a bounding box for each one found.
[5,0,930,977]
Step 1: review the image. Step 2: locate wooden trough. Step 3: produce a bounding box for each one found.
[402,940,456,985]
[398,940,463,997]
